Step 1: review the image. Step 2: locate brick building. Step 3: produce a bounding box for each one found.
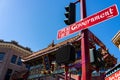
[0,40,32,80]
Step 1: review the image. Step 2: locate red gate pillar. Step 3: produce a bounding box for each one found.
[65,65,69,80]
[81,29,91,80]
[80,0,92,80]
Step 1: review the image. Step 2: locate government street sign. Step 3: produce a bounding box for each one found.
[57,4,119,40]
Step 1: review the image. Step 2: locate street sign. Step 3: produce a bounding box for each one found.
[57,4,119,40]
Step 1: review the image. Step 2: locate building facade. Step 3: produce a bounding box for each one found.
[105,30,120,80]
[0,40,32,80]
[112,30,120,50]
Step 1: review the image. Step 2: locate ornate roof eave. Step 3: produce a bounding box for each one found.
[112,31,120,47]
[0,42,32,57]
[23,34,81,62]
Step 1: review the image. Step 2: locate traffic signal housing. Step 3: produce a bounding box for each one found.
[43,56,50,70]
[64,3,76,25]
[89,48,105,68]
[55,44,75,65]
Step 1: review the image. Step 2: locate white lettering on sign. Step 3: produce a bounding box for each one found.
[105,70,120,80]
[57,4,119,39]
[71,8,114,31]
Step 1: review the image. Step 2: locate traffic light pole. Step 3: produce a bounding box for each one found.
[80,0,92,80]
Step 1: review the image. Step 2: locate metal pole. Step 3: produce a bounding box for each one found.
[80,0,86,19]
[80,0,92,80]
[65,65,69,80]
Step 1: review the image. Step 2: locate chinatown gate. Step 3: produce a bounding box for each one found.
[22,0,118,80]
[22,31,117,80]
[23,31,117,80]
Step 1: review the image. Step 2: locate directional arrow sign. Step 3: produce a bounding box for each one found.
[57,4,119,40]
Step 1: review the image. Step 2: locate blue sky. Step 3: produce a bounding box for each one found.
[0,0,120,62]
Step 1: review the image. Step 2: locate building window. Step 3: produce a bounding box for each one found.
[5,69,12,80]
[0,52,5,61]
[11,55,17,64]
[17,57,22,66]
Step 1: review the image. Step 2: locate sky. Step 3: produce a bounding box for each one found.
[0,0,120,62]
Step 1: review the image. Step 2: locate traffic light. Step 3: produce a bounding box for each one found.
[89,48,96,64]
[64,3,76,25]
[55,44,75,65]
[44,56,50,70]
[96,49,105,68]
[89,48,105,68]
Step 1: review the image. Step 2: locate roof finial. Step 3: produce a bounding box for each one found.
[51,40,55,47]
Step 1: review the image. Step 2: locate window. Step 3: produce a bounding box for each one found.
[0,52,5,61]
[11,55,17,64]
[17,57,22,66]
